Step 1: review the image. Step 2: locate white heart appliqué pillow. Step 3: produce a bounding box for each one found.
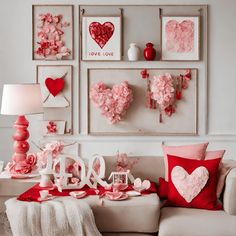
[171,166,209,203]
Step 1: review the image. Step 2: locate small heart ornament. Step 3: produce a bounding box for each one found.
[45,77,65,97]
[133,178,151,192]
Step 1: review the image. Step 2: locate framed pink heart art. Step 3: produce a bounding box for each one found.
[161,16,200,61]
[81,15,122,61]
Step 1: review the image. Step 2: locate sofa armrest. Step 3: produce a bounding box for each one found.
[223,167,236,215]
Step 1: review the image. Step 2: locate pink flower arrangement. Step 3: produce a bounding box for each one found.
[35,13,71,59]
[47,121,57,134]
[90,81,133,124]
[148,70,191,121]
[151,73,175,111]
[116,153,139,172]
[5,153,37,175]
[37,141,64,166]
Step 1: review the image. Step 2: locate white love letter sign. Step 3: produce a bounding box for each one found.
[53,154,108,191]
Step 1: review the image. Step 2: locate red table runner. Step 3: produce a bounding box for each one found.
[17,182,158,203]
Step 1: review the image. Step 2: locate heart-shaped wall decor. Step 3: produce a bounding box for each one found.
[90,81,133,124]
[171,166,209,203]
[89,22,115,49]
[166,20,194,53]
[45,78,65,97]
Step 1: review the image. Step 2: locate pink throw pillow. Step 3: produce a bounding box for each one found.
[162,142,209,181]
[205,150,236,198]
[205,150,225,160]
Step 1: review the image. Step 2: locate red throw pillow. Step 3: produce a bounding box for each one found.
[167,154,222,210]
[157,177,168,199]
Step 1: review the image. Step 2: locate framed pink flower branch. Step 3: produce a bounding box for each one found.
[161,16,200,61]
[36,65,73,135]
[88,68,198,136]
[32,5,74,60]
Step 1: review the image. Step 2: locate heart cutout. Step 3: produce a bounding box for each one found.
[171,166,209,203]
[133,178,151,192]
[166,19,194,53]
[89,22,115,49]
[45,78,65,97]
[90,81,133,124]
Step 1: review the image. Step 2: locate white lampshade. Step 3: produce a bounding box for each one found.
[1,84,43,115]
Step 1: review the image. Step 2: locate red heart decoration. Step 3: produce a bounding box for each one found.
[89,22,114,49]
[45,78,65,97]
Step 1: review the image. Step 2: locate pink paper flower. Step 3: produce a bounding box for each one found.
[151,73,175,110]
[26,153,37,166]
[5,161,32,174]
[44,141,64,158]
[36,141,64,167]
[116,153,139,172]
[47,121,57,134]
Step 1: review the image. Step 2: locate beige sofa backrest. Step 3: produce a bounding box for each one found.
[104,156,165,183]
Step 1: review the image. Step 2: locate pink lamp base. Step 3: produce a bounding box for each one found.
[5,115,37,175]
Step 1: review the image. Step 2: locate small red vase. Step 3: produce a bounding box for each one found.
[144,43,156,61]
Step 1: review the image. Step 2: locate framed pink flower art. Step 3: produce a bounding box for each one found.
[81,15,122,61]
[161,16,200,61]
[32,5,74,60]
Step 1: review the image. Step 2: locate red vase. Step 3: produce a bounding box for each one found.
[144,43,156,61]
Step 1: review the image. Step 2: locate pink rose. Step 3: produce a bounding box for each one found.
[26,153,37,166]
[5,161,32,174]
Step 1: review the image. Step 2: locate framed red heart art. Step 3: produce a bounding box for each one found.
[82,15,122,61]
[161,16,200,61]
[36,65,73,135]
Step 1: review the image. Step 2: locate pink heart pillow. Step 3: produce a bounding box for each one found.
[162,142,209,181]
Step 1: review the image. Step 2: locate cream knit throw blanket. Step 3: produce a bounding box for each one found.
[5,197,101,236]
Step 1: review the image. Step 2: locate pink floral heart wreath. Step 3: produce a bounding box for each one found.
[90,81,133,124]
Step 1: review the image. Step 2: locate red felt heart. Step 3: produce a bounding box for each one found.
[45,78,65,97]
[89,22,114,49]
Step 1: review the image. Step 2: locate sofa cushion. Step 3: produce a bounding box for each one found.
[84,194,160,233]
[223,167,236,215]
[162,142,209,181]
[104,156,164,183]
[159,207,236,236]
[167,155,222,210]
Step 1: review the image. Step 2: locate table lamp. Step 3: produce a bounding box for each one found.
[1,84,43,176]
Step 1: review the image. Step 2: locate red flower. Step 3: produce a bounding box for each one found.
[165,105,175,116]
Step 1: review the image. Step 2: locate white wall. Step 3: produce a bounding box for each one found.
[0,0,236,164]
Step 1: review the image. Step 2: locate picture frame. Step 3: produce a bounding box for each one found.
[81,15,122,61]
[161,15,200,61]
[36,65,73,134]
[88,68,198,136]
[32,5,74,60]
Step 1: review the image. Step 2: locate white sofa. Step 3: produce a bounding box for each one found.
[94,156,236,236]
[1,156,236,236]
